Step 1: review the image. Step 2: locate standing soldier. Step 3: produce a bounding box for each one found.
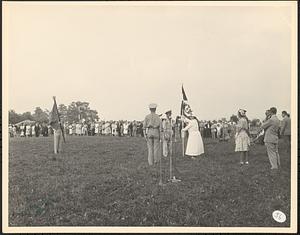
[161,110,173,158]
[143,103,162,166]
[50,118,63,155]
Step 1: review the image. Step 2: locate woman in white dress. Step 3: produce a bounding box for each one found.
[235,109,250,165]
[20,124,25,137]
[26,125,31,137]
[182,116,204,158]
[31,125,36,137]
[95,122,99,135]
[69,124,73,135]
[123,121,128,136]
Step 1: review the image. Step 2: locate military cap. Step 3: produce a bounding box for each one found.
[149,103,157,109]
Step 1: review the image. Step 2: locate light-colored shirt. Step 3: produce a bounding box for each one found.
[161,118,173,140]
[143,113,162,138]
[260,114,280,144]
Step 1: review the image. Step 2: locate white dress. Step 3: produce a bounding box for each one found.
[183,119,204,156]
[235,118,250,152]
[95,123,99,134]
[69,125,73,135]
[123,123,128,135]
[31,126,35,136]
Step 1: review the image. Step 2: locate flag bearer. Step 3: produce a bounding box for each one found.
[49,97,65,155]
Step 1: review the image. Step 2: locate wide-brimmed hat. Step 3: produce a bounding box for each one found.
[165,110,172,115]
[238,109,247,116]
[160,114,167,119]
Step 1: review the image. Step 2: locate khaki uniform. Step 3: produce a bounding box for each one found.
[143,113,162,166]
[161,118,173,157]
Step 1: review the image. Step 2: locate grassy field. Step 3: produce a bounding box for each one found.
[8,135,291,227]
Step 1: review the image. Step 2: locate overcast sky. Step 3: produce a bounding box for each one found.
[3,2,295,121]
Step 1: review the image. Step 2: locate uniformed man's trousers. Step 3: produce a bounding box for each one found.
[147,137,160,165]
[163,139,172,157]
[54,129,62,154]
[265,142,280,169]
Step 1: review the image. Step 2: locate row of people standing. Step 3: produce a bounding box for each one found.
[199,121,236,140]
[9,123,52,137]
[65,120,145,137]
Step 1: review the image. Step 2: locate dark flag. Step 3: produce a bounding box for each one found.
[180,85,193,118]
[49,97,66,143]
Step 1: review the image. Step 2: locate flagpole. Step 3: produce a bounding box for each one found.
[159,139,164,186]
[181,116,185,157]
[53,96,66,143]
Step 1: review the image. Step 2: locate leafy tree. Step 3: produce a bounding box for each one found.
[9,110,22,124]
[67,101,99,123]
[20,111,34,121]
[32,107,49,123]
[58,104,68,121]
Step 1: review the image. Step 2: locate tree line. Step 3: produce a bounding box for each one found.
[9,102,261,127]
[9,101,99,124]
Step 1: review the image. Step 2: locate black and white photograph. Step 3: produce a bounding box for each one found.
[2,1,297,233]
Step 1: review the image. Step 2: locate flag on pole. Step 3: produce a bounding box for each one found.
[180,85,193,118]
[49,97,66,143]
[49,104,60,129]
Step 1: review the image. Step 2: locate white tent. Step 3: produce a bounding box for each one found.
[15,120,35,126]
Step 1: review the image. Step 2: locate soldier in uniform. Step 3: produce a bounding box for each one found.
[143,103,162,166]
[161,110,173,158]
[50,119,63,155]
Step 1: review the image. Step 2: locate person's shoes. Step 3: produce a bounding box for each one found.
[245,161,249,165]
[239,162,244,166]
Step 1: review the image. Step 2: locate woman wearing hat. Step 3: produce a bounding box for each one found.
[235,109,250,165]
[181,115,204,158]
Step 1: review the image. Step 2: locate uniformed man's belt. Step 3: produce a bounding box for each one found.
[147,126,159,129]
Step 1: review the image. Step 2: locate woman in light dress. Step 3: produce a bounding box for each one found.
[31,125,36,137]
[123,121,128,136]
[104,121,110,135]
[76,123,81,136]
[95,122,99,135]
[111,122,117,136]
[26,125,31,137]
[69,124,73,135]
[181,116,204,158]
[20,124,25,137]
[235,109,250,165]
